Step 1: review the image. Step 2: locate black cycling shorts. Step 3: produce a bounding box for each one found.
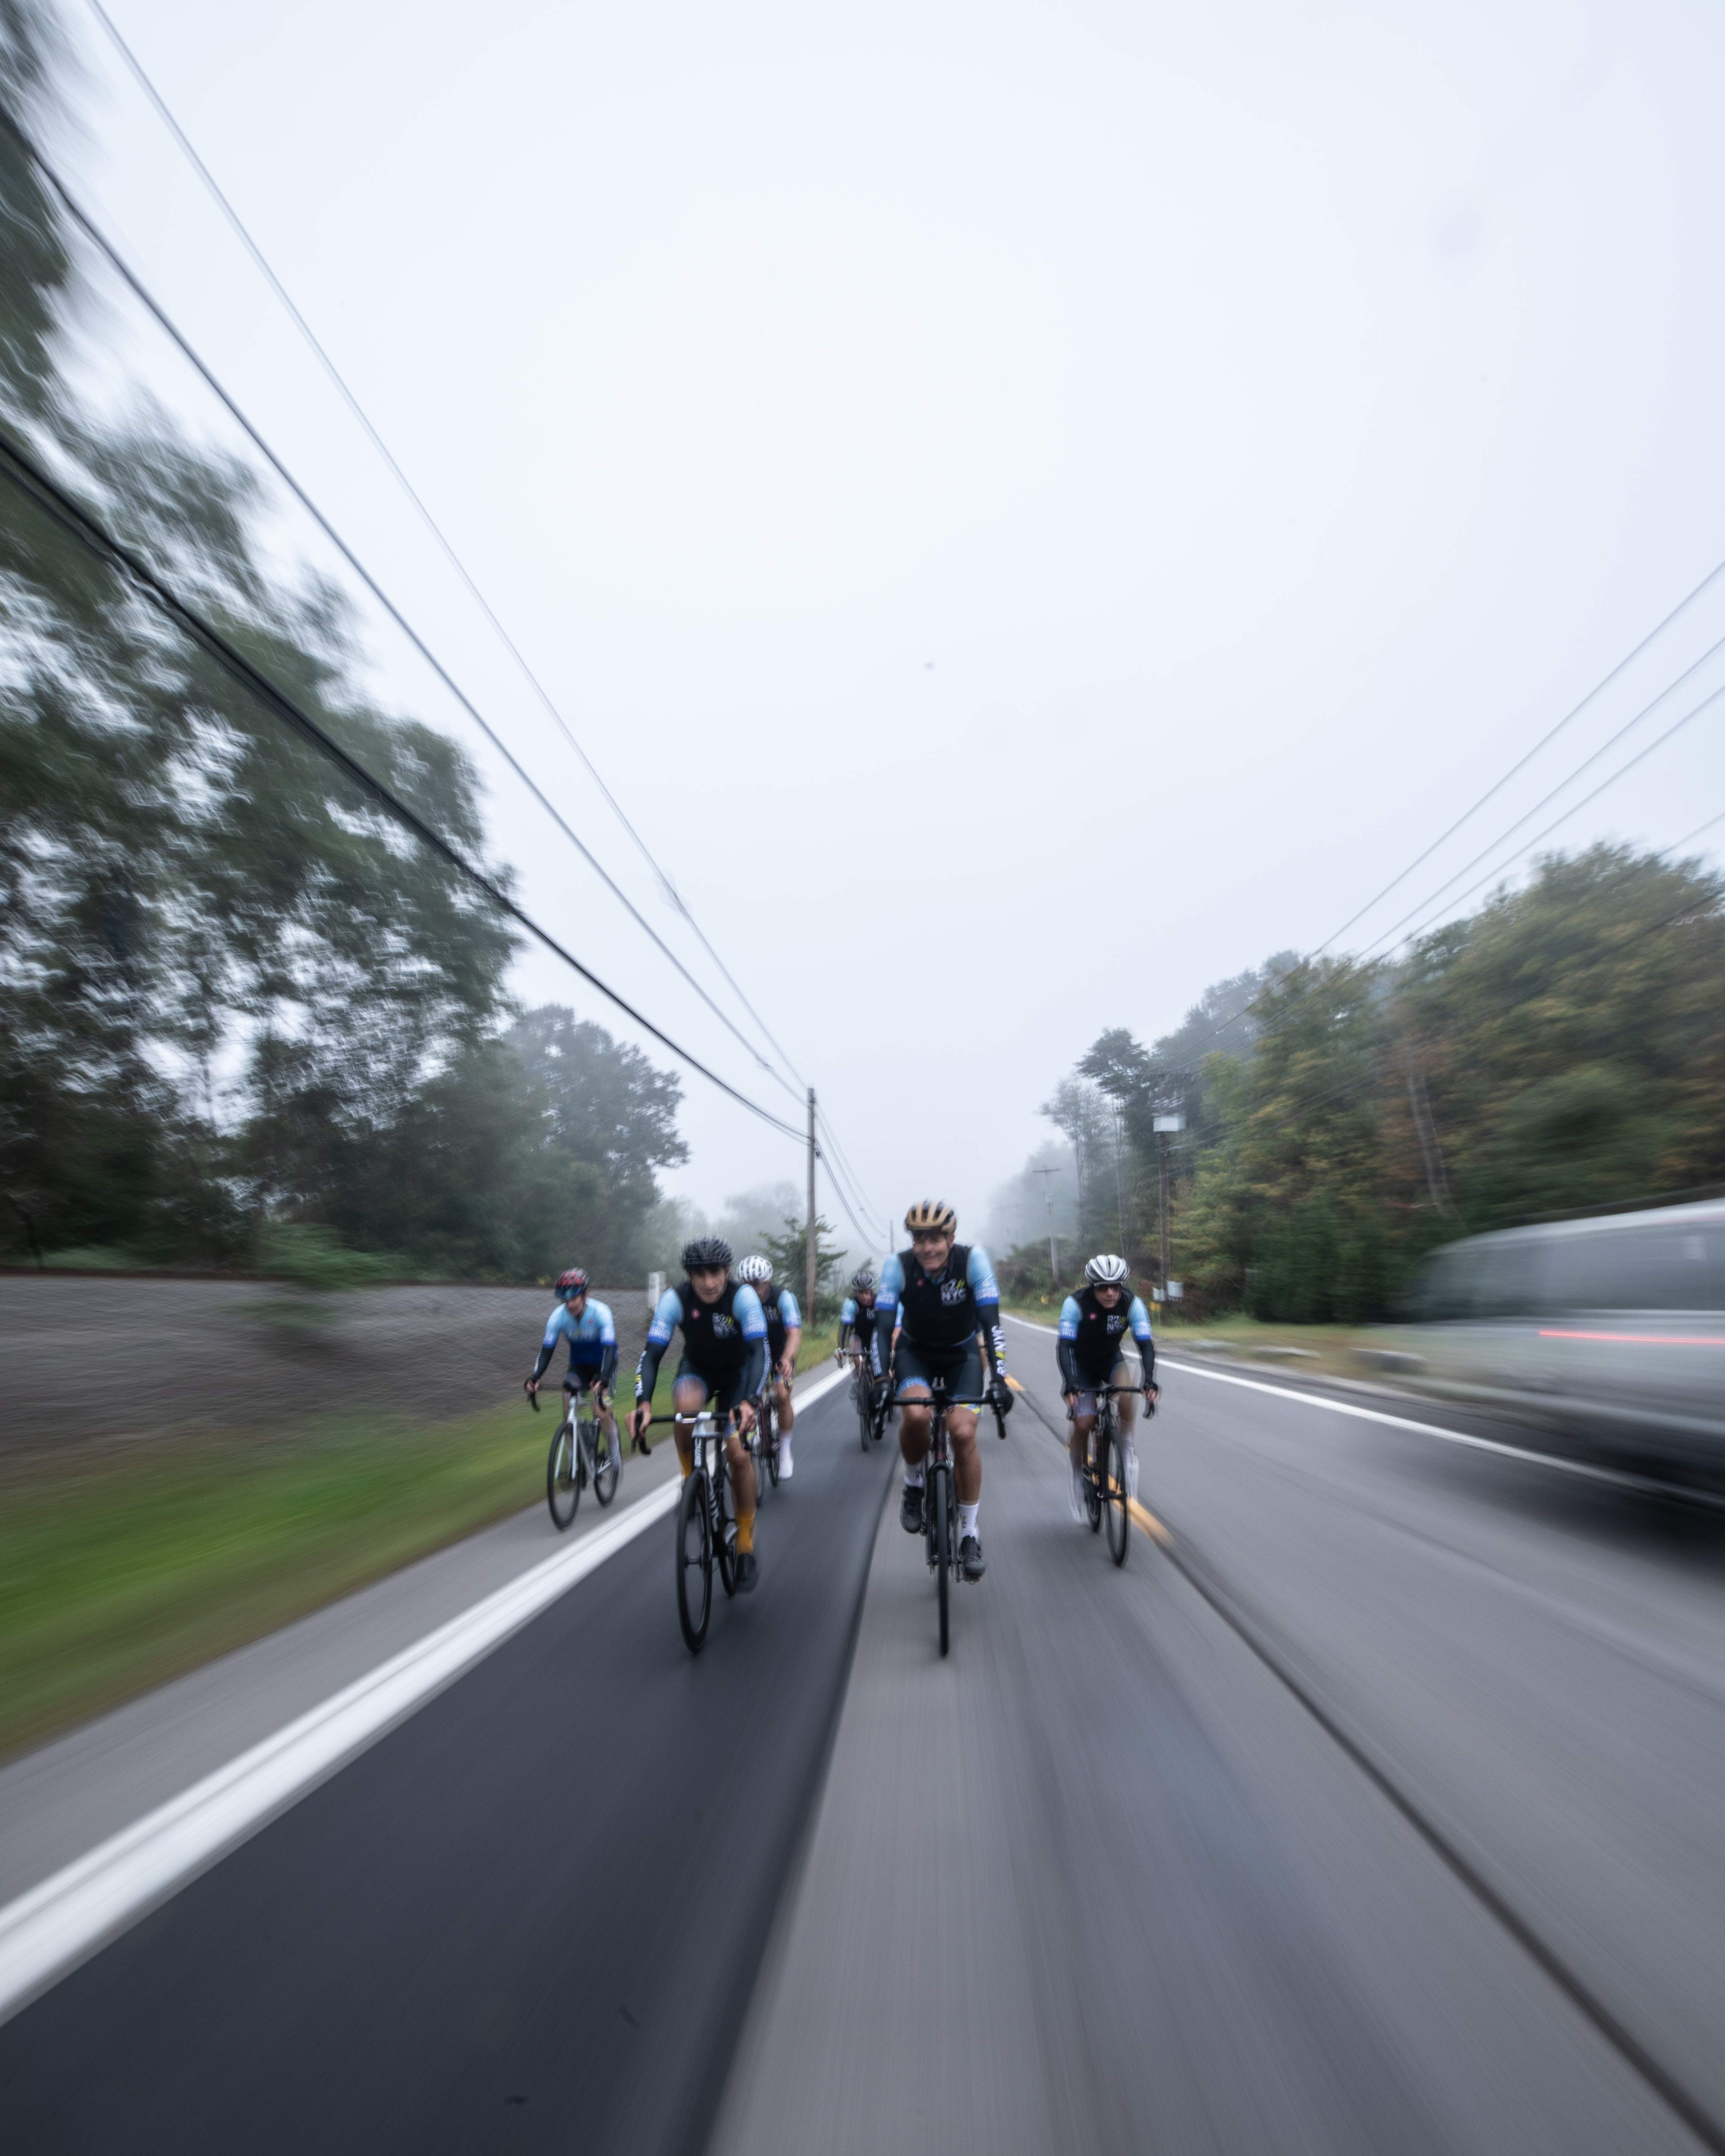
[673,1358,749,1419]
[893,1334,985,1404]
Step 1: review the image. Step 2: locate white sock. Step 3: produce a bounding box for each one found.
[608,1436,622,1469]
[958,1501,980,1540]
[1123,1444,1138,1500]
[1069,1463,1086,1522]
[904,1464,924,1489]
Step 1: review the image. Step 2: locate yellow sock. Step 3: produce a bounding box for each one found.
[736,1511,755,1554]
[679,1455,692,1483]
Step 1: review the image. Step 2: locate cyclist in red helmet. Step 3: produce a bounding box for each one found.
[525,1268,622,1472]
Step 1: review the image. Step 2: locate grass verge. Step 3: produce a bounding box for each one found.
[3,1337,848,1766]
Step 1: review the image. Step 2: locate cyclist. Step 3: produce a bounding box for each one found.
[878,1201,1012,1582]
[1059,1253,1158,1516]
[524,1268,621,1475]
[628,1237,767,1589]
[737,1254,802,1479]
[837,1267,880,1373]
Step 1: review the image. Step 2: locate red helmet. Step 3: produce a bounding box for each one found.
[555,1267,590,1299]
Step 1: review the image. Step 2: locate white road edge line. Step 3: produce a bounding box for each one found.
[1002,1314,1677,1499]
[0,1360,851,2029]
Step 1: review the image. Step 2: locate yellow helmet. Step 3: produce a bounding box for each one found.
[904,1199,957,1235]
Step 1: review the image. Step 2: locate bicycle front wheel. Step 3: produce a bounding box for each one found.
[591,1421,619,1507]
[1085,1430,1102,1533]
[1102,1427,1130,1567]
[763,1399,779,1490]
[676,1471,713,1652]
[932,1462,951,1657]
[547,1421,580,1530]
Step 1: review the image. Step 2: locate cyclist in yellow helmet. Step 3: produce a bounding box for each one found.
[876,1200,1012,1580]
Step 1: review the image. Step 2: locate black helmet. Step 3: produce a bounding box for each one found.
[681,1235,733,1274]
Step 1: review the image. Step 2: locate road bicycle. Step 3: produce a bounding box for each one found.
[660,1405,746,1655]
[752,1376,780,1499]
[841,1346,889,1449]
[1073,1383,1134,1567]
[904,1371,1006,1658]
[529,1384,618,1530]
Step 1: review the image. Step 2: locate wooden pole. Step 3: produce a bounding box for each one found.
[806,1086,818,1325]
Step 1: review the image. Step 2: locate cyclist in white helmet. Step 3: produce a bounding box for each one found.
[736,1254,802,1476]
[1057,1254,1158,1518]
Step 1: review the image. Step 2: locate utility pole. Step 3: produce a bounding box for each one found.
[1153,1112,1184,1301]
[1033,1164,1062,1286]
[1109,1101,1129,1256]
[806,1086,818,1326]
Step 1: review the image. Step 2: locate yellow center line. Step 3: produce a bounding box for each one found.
[1012,1364,1171,1545]
[1128,1497,1172,1546]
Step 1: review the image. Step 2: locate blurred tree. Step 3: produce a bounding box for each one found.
[759,1214,843,1321]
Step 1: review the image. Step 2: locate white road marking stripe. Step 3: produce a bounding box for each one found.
[0,1362,852,2029]
[1002,1313,1688,1500]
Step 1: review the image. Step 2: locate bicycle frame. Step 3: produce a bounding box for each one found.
[899,1374,994,1656]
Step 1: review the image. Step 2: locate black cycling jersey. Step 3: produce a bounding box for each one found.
[676,1280,752,1380]
[895,1242,982,1350]
[762,1286,797,1365]
[1061,1283,1142,1384]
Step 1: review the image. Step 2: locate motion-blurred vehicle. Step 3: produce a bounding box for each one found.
[1398,1198,1725,1476]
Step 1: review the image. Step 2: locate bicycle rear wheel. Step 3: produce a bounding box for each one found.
[547,1421,580,1530]
[1102,1427,1130,1567]
[932,1461,951,1657]
[676,1471,713,1652]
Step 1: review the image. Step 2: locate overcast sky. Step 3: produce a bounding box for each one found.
[51,0,1725,1255]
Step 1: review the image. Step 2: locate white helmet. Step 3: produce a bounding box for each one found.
[1085,1252,1130,1286]
[736,1254,773,1285]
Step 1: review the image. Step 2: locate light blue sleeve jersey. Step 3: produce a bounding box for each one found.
[774,1286,802,1329]
[1127,1294,1154,1344]
[875,1252,905,1318]
[1057,1295,1083,1340]
[840,1296,858,1326]
[736,1283,769,1338]
[543,1299,617,1359]
[643,1286,685,1352]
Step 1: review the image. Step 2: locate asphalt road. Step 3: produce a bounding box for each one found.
[10,1332,1725,2154]
[713,1325,1725,2156]
[0,1381,894,2154]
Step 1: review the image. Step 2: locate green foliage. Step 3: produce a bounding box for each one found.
[0,11,689,1285]
[759,1213,845,1320]
[258,1223,393,1294]
[1049,846,1725,1321]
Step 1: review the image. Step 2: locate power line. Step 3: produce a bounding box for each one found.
[0,97,807,1109]
[1316,550,1725,952]
[814,1106,890,1242]
[83,0,815,1101]
[1157,584,1725,1079]
[1355,643,1725,958]
[83,3,893,1227]
[815,1145,883,1254]
[1372,681,1725,953]
[0,420,807,1143]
